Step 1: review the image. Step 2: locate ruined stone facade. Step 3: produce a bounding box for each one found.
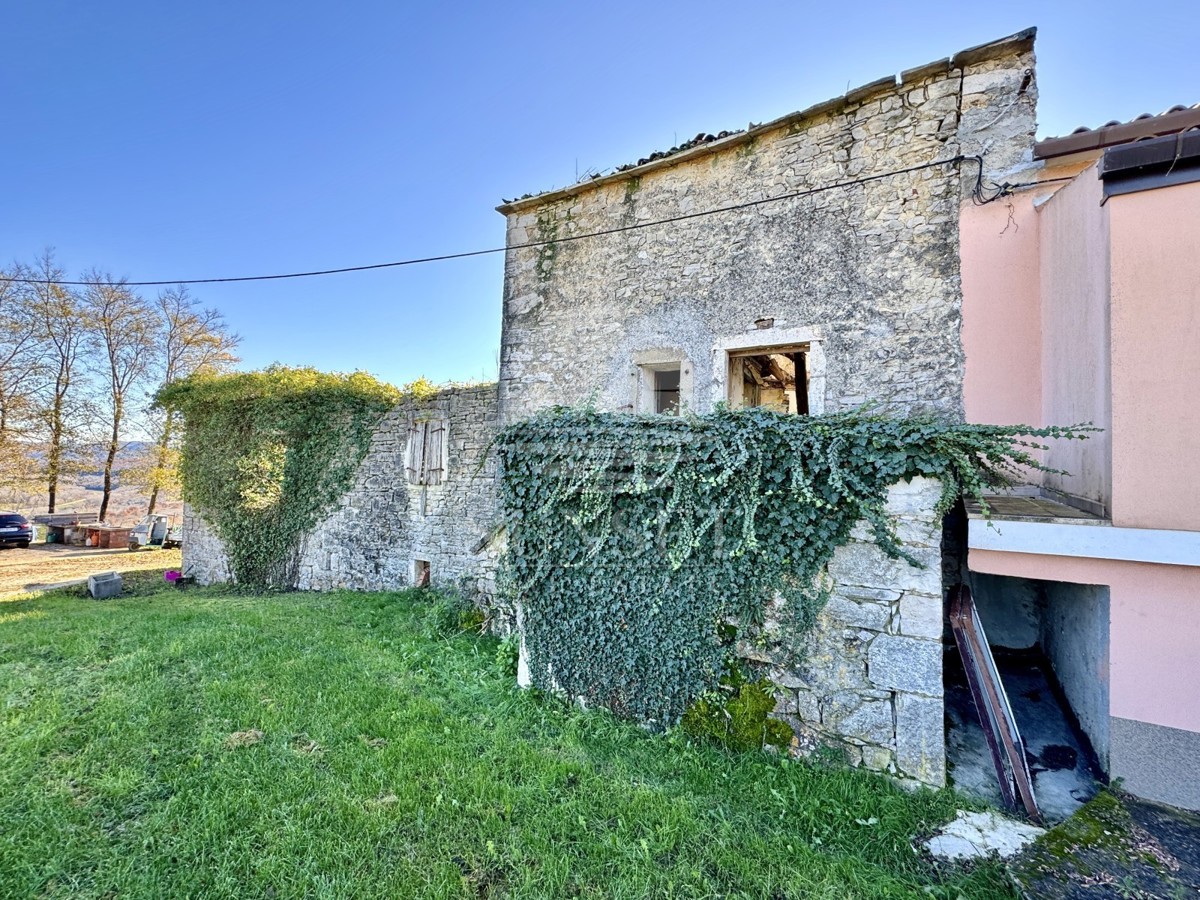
[490,30,1037,787]
[183,385,501,600]
[496,33,1037,424]
[183,33,1044,788]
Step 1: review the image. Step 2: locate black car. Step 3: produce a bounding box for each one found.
[0,512,33,548]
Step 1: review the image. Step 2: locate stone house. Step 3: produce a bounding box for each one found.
[497,31,1037,423]
[184,29,1200,810]
[491,29,1039,790]
[184,384,502,601]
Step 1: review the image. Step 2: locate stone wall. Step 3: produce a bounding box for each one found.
[496,32,1037,426]
[515,476,948,787]
[742,477,946,786]
[182,384,502,600]
[182,505,231,585]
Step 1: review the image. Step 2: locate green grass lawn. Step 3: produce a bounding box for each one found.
[0,576,1016,899]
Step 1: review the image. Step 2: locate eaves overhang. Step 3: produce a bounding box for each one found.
[1035,105,1200,161]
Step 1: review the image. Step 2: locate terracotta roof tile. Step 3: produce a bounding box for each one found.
[1037,104,1200,159]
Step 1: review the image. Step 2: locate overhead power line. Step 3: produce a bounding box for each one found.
[2,154,1013,288]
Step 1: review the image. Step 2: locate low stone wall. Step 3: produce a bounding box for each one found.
[754,476,946,786]
[182,384,501,600]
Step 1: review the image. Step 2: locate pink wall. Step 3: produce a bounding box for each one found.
[1037,169,1112,510]
[1109,180,1200,531]
[971,548,1200,734]
[961,196,1043,428]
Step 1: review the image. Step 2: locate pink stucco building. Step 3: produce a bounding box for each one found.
[961,103,1200,810]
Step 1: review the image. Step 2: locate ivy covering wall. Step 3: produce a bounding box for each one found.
[159,367,406,587]
[493,406,1088,727]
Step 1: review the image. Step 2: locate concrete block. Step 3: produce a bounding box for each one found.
[88,572,123,600]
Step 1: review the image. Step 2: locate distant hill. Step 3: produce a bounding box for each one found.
[2,440,181,525]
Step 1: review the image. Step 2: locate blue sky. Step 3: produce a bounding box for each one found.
[4,2,1196,388]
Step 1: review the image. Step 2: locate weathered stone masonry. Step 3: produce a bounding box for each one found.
[183,384,501,598]
[496,32,1037,424]
[753,477,947,786]
[495,32,1037,786]
[184,33,1042,788]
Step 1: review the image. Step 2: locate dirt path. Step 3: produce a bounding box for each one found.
[0,544,182,597]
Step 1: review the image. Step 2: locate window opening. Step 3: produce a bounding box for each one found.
[653,367,681,415]
[413,559,431,588]
[728,346,809,414]
[633,353,691,415]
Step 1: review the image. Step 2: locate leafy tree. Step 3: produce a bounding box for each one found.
[25,251,89,513]
[141,285,240,515]
[0,267,44,499]
[82,272,157,521]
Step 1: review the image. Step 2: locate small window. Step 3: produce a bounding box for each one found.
[653,368,681,415]
[406,418,447,485]
[633,352,692,415]
[413,559,431,588]
[729,347,809,414]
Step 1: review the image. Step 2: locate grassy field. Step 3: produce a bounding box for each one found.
[0,577,1016,899]
[0,546,182,598]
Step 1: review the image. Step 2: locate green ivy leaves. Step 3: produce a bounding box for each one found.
[160,366,404,588]
[494,405,1091,727]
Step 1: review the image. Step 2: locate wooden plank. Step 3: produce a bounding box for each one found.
[950,585,1043,824]
[427,423,444,486]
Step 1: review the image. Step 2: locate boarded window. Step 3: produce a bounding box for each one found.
[406,418,447,485]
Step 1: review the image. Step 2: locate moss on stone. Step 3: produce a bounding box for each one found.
[681,674,792,753]
[1011,790,1197,897]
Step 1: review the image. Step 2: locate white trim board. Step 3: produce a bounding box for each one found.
[969,519,1200,568]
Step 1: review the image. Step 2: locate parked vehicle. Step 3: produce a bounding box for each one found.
[0,512,34,548]
[128,515,182,550]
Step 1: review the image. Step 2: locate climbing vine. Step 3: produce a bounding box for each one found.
[534,211,560,283]
[494,405,1090,727]
[159,366,404,587]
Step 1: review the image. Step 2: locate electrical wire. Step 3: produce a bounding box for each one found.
[1,154,1058,289]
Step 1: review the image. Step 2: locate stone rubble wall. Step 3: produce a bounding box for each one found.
[497,37,1037,426]
[181,506,231,585]
[182,384,502,601]
[743,476,947,787]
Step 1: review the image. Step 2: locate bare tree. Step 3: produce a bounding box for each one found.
[82,272,157,522]
[0,270,39,435]
[24,251,88,513]
[0,267,45,499]
[141,285,239,515]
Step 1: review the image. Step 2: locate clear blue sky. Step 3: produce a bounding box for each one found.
[4,2,1196,388]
